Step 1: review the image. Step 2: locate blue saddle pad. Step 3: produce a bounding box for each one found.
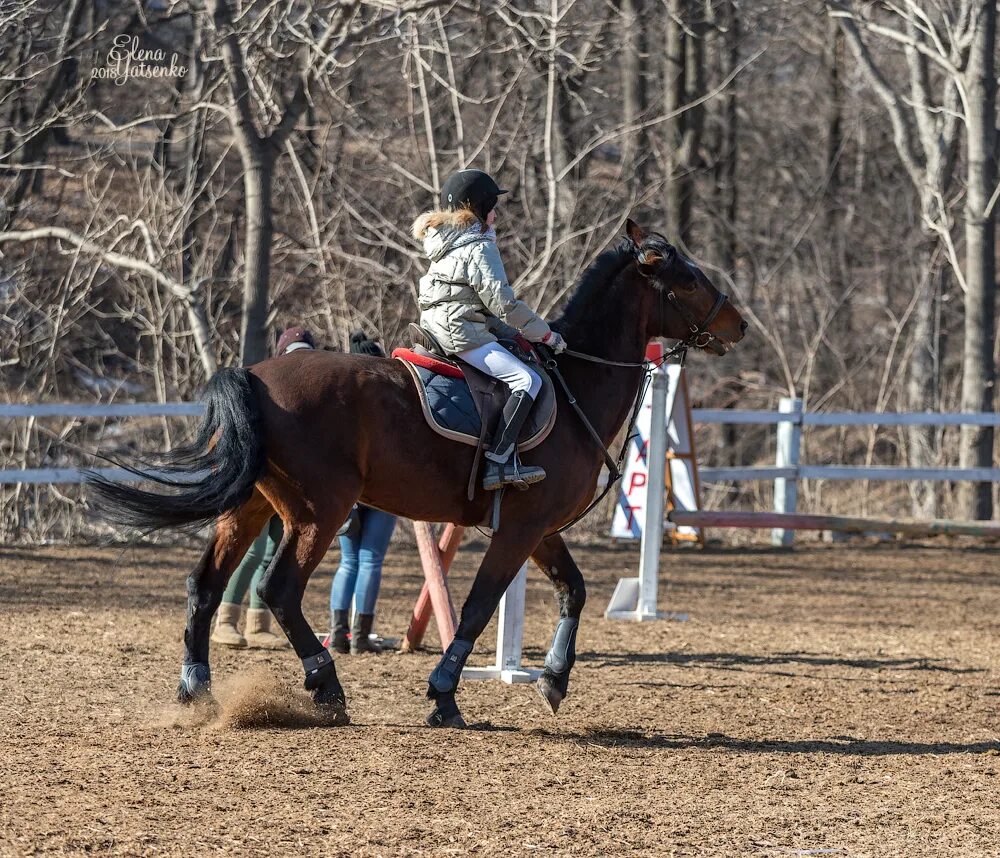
[414,365,483,438]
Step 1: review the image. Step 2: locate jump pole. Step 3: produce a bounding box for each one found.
[605,351,686,621]
[462,565,541,684]
[405,521,458,650]
[401,524,540,683]
[669,510,1000,539]
[400,523,463,652]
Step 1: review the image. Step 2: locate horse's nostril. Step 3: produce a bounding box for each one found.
[739,320,749,334]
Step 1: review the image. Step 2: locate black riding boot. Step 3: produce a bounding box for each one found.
[329,609,350,654]
[350,613,381,654]
[482,390,546,491]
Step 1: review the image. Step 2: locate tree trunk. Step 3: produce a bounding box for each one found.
[662,0,702,244]
[712,0,738,275]
[240,155,275,366]
[958,2,997,520]
[907,242,940,518]
[824,16,848,326]
[0,0,87,229]
[663,0,690,240]
[551,78,577,224]
[621,0,649,186]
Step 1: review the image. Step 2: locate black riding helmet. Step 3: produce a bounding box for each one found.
[440,169,508,222]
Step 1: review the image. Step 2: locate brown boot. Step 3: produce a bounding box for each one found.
[244,607,289,650]
[211,602,247,649]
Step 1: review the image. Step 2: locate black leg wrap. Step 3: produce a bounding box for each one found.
[305,659,348,726]
[302,648,334,689]
[537,618,578,715]
[303,649,347,713]
[177,662,211,703]
[427,637,473,696]
[543,617,578,675]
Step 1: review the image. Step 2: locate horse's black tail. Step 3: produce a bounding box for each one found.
[86,367,266,533]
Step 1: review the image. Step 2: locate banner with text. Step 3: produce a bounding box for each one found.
[611,364,699,540]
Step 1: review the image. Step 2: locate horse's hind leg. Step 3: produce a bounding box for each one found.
[531,534,586,715]
[426,527,544,728]
[178,492,273,703]
[256,501,352,724]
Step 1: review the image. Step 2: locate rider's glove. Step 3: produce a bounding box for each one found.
[542,330,568,353]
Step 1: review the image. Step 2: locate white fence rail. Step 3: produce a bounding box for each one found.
[4,401,1000,527]
[692,397,1000,546]
[1,402,205,486]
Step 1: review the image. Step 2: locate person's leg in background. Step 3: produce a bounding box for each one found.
[351,507,398,654]
[244,516,288,649]
[212,524,269,648]
[327,516,362,654]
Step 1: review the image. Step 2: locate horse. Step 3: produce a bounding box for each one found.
[88,219,746,728]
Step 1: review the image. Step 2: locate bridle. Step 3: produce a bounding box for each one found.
[663,287,728,353]
[536,243,732,535]
[559,244,731,369]
[644,244,729,361]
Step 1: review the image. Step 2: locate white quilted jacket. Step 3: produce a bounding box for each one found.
[412,208,551,354]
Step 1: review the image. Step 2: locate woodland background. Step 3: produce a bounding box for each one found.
[1,0,998,541]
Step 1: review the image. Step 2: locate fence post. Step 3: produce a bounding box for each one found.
[638,362,669,617]
[772,397,803,547]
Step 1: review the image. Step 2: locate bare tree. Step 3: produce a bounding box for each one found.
[829,0,997,519]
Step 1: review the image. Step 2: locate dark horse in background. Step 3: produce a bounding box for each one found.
[89,220,746,728]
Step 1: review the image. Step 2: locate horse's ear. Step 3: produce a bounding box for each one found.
[625,218,645,246]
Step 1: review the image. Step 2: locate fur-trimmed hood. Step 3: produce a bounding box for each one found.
[412,208,493,262]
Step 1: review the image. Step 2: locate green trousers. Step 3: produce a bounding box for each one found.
[220,516,284,609]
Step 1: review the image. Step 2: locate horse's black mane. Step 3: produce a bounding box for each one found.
[552,239,635,332]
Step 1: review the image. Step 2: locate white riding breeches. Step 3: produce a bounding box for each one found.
[456,341,542,399]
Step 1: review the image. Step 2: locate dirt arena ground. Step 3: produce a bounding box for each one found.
[1,537,999,857]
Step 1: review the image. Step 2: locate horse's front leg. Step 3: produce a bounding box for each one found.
[426,527,543,728]
[178,495,272,703]
[531,533,586,714]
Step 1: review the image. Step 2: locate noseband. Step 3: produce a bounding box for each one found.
[663,287,728,351]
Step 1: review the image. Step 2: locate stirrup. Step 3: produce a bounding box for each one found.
[483,458,546,492]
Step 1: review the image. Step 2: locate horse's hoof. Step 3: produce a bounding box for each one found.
[426,691,466,728]
[426,708,467,728]
[315,698,351,727]
[536,672,566,715]
[311,678,349,726]
[176,683,215,707]
[312,681,351,727]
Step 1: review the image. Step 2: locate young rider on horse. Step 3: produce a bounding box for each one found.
[412,169,567,491]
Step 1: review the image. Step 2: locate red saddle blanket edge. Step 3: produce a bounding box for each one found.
[391,347,465,380]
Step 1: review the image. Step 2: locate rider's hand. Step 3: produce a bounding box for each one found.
[542,330,568,353]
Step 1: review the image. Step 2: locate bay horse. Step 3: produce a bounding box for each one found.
[88,219,746,728]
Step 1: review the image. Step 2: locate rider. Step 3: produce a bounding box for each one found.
[412,169,567,491]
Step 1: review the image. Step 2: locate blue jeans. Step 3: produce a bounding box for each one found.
[330,506,397,615]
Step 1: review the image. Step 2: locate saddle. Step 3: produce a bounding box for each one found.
[394,325,558,522]
[392,325,557,455]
